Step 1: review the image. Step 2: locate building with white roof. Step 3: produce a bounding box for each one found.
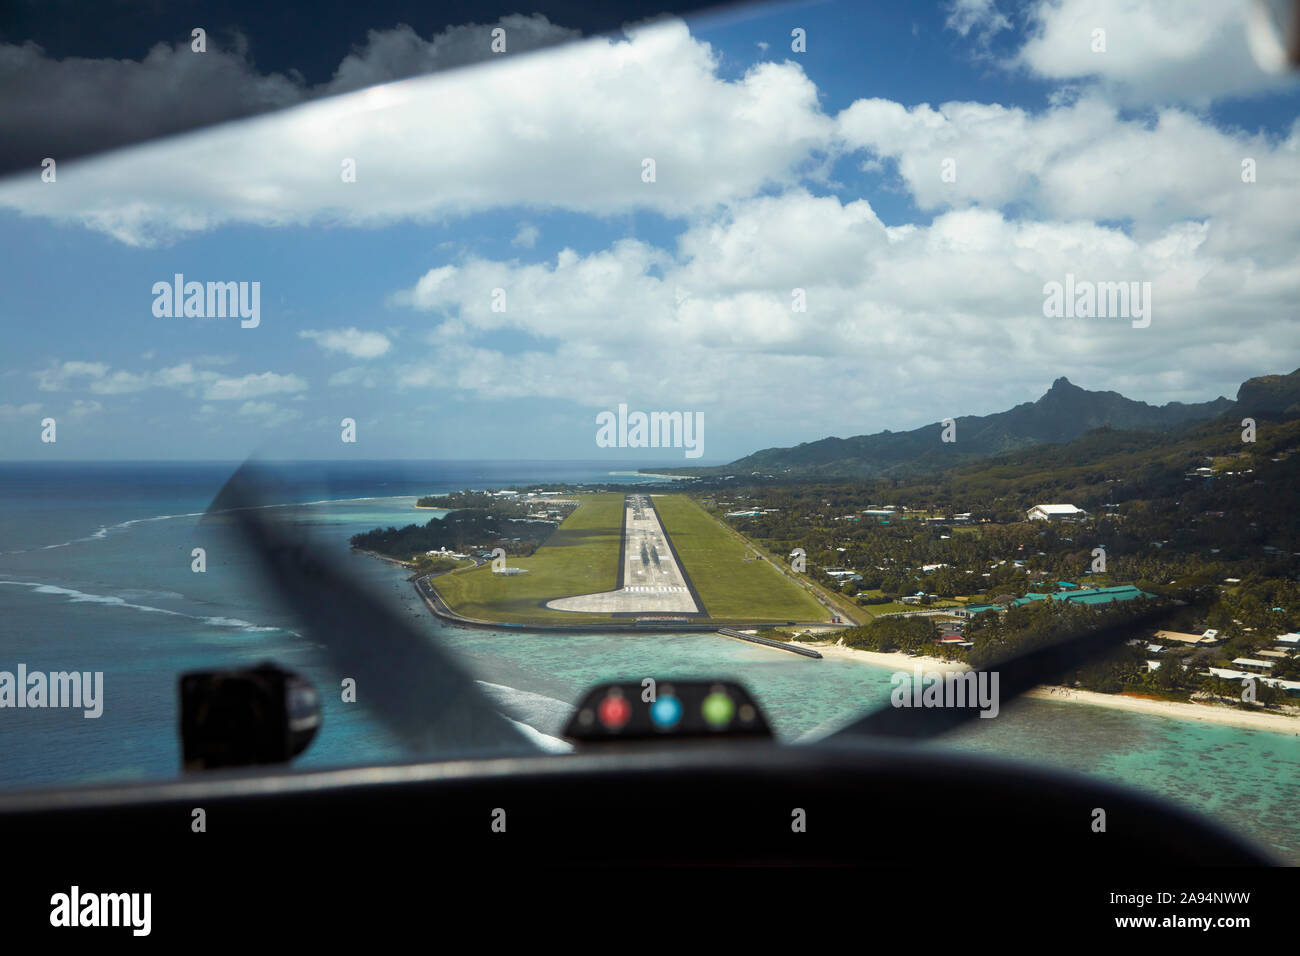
[1154,629,1223,646]
[1026,504,1088,521]
[1207,668,1300,697]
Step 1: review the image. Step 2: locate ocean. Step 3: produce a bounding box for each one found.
[0,460,1296,862]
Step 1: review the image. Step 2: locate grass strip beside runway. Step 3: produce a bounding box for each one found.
[651,495,827,623]
[430,491,625,624]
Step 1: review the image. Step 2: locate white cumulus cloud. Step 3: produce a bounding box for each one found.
[300,327,392,358]
[0,20,834,247]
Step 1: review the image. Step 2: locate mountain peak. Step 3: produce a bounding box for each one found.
[694,370,1248,478]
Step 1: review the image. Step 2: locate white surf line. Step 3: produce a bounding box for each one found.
[475,680,576,753]
[503,717,574,753]
[3,495,417,556]
[0,580,288,633]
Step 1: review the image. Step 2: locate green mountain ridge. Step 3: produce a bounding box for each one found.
[662,368,1300,479]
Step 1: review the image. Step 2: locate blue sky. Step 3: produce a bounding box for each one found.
[1,0,1298,462]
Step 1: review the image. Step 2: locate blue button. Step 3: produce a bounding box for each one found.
[650,695,683,729]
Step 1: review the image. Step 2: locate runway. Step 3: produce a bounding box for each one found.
[545,494,700,614]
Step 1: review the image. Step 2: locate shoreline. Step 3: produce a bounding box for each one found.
[352,548,415,569]
[355,547,1299,737]
[815,642,970,673]
[1023,686,1300,735]
[812,641,1300,736]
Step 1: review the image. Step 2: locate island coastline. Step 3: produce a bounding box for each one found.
[812,642,1300,735]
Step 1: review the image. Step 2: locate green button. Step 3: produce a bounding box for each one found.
[702,691,734,727]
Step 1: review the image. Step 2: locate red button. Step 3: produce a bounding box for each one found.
[598,694,631,729]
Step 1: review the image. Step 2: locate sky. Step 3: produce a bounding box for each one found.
[1,0,1298,463]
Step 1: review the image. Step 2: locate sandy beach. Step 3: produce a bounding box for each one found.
[1023,686,1300,734]
[815,642,970,673]
[810,641,1300,735]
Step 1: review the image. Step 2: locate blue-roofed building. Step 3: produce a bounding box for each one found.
[1012,584,1154,608]
[955,603,1002,618]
